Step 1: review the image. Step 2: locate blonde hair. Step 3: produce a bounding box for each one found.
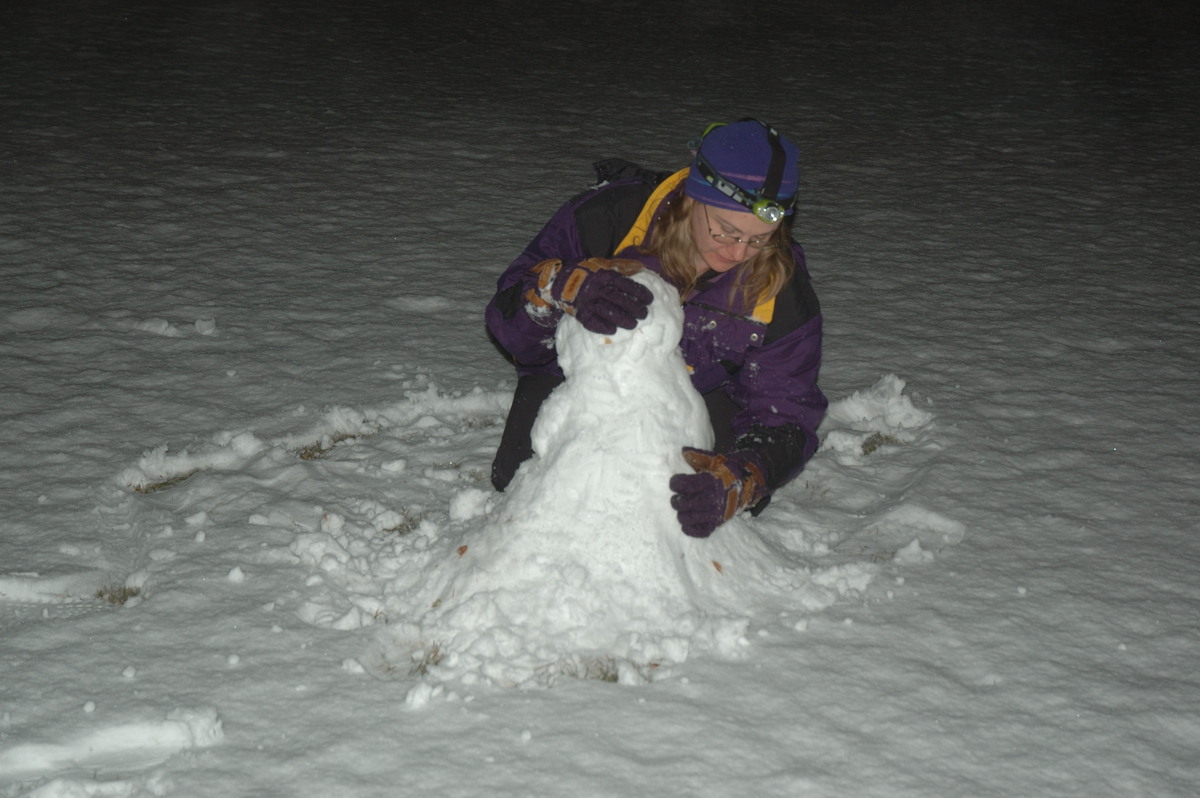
[642,195,794,311]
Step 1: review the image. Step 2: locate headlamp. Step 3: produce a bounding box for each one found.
[751,198,786,224]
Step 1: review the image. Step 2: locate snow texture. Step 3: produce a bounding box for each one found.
[2,0,1199,796]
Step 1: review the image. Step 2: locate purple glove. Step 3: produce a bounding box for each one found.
[526,257,653,334]
[669,448,768,538]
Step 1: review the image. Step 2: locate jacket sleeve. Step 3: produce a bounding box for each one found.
[484,200,586,375]
[727,246,827,489]
[485,178,657,375]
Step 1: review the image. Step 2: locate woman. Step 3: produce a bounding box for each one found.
[485,119,827,538]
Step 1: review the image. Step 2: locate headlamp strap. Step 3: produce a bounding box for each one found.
[760,122,786,202]
[694,154,754,209]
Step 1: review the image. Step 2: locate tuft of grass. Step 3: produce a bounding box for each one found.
[581,657,621,683]
[384,508,424,535]
[861,432,902,456]
[133,471,197,494]
[408,644,444,676]
[97,585,141,605]
[557,656,639,684]
[297,432,363,461]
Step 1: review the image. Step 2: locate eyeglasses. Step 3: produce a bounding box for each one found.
[703,204,777,250]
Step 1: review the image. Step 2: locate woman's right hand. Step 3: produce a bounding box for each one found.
[528,258,653,334]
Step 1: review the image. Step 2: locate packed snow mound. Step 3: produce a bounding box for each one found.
[496,266,713,599]
[373,271,846,690]
[0,707,222,781]
[819,373,934,464]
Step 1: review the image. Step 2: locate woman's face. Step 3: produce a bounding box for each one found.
[689,202,780,275]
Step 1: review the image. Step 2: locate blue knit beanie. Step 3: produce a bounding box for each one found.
[685,119,800,217]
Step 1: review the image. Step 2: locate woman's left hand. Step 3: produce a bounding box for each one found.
[669,448,768,537]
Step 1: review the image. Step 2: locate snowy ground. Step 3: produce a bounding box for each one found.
[3,0,1199,795]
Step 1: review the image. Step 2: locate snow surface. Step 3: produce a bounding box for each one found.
[3,0,1199,796]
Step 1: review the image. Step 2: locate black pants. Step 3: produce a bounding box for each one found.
[490,373,740,491]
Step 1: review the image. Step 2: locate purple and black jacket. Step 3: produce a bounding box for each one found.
[486,160,827,492]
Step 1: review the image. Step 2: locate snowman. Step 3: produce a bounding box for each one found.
[400,270,804,685]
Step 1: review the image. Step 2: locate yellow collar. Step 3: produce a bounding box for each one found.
[613,167,689,255]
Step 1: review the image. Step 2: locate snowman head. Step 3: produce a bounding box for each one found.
[556,269,684,379]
